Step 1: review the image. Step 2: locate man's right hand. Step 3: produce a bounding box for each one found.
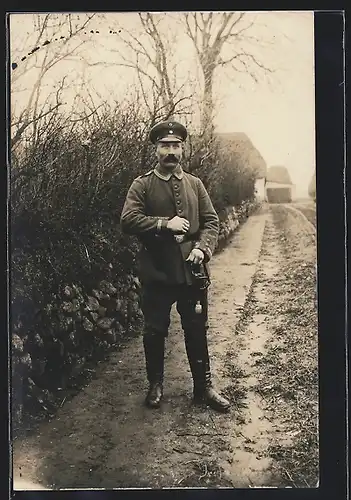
[167,216,190,234]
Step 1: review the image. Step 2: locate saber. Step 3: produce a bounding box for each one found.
[190,262,211,314]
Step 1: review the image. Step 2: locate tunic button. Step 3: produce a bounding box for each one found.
[176,200,181,205]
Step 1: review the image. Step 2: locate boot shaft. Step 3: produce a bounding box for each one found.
[143,333,165,384]
[184,329,212,392]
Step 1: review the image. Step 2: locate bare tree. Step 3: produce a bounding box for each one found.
[138,13,176,116]
[94,13,193,123]
[183,12,275,139]
[80,12,197,169]
[10,13,96,150]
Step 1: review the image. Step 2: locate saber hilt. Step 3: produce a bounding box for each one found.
[190,263,211,314]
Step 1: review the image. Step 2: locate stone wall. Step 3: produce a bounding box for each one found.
[12,275,143,429]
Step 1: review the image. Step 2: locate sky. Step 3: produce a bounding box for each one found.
[9,11,315,197]
[213,12,315,197]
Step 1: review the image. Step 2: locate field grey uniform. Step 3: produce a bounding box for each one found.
[120,120,230,412]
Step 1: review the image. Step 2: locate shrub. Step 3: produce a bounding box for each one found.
[187,134,256,214]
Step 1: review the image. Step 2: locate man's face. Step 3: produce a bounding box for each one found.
[156,140,183,169]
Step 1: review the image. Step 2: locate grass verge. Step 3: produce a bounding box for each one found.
[254,205,318,487]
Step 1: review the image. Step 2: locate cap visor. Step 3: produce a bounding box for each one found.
[157,136,182,143]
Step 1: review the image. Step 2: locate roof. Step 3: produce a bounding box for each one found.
[266,165,293,185]
[214,132,267,179]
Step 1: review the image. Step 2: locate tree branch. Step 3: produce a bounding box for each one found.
[116,23,156,68]
[68,103,103,123]
[222,12,246,40]
[184,14,201,59]
[11,102,62,148]
[212,12,234,48]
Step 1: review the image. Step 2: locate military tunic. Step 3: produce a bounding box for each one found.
[120,164,219,286]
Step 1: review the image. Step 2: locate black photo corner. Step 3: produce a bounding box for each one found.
[3,8,347,500]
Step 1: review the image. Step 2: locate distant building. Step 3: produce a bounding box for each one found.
[265,165,296,203]
[254,177,266,201]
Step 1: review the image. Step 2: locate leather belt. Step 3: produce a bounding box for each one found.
[174,231,199,244]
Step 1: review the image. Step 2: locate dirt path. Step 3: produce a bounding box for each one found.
[12,203,318,490]
[288,199,317,229]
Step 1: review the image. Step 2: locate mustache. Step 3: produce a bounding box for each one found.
[164,154,179,161]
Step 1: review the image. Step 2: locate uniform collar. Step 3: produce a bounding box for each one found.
[154,163,184,181]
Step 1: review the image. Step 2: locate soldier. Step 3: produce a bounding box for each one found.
[120,120,230,413]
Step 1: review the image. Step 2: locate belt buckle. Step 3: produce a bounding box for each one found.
[174,234,185,244]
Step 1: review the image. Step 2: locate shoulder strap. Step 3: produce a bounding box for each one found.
[183,169,198,178]
[136,169,153,180]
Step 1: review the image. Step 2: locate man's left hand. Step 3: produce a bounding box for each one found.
[186,248,205,265]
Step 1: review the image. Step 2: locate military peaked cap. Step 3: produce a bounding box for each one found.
[149,120,187,144]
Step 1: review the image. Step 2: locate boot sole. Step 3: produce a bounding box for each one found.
[193,398,230,413]
[208,403,230,413]
[145,403,161,409]
[145,398,163,409]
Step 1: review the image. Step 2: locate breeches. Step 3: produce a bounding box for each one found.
[140,283,208,337]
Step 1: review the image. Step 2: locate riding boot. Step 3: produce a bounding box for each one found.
[185,331,230,413]
[143,333,165,408]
